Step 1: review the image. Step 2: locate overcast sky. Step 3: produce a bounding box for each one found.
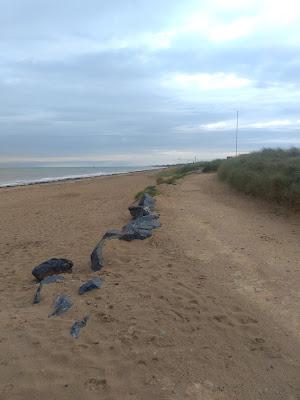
[1,0,300,165]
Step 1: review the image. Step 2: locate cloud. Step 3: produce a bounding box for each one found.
[167,72,252,91]
[247,120,300,129]
[176,119,300,133]
[0,0,299,165]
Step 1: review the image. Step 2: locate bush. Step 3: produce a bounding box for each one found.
[218,148,300,208]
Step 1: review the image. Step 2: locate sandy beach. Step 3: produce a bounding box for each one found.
[0,170,299,400]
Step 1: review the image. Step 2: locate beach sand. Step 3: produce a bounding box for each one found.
[0,171,299,400]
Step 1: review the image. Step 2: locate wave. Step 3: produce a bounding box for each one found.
[0,167,156,188]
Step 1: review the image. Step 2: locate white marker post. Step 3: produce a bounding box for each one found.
[235,110,239,157]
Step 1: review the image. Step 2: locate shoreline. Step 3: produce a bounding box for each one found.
[0,166,161,190]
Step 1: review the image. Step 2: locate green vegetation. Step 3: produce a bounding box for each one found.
[201,159,224,173]
[143,148,300,209]
[156,159,223,185]
[218,148,300,208]
[156,165,199,185]
[135,185,159,200]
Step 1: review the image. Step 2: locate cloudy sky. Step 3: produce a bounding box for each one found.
[1,0,300,165]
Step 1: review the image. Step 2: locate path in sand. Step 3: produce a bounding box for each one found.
[0,171,299,399]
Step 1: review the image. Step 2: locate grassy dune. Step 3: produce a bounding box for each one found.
[155,148,300,209]
[218,148,300,208]
[156,159,223,185]
[135,185,159,200]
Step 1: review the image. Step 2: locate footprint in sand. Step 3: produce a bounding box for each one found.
[1,383,14,395]
[185,381,222,399]
[213,315,234,327]
[84,378,108,392]
[237,315,258,325]
[249,337,282,358]
[96,311,115,323]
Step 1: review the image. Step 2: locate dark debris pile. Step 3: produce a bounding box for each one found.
[31,193,160,338]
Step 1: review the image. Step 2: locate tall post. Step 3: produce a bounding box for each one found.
[235,110,239,157]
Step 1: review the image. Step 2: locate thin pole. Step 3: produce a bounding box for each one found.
[235,110,239,157]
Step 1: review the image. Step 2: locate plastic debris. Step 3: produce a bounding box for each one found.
[70,315,90,338]
[79,277,102,295]
[32,258,73,281]
[91,230,121,271]
[49,294,72,317]
[40,275,64,285]
[33,284,42,304]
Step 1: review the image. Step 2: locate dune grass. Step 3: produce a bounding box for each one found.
[156,159,223,185]
[152,148,300,208]
[202,159,224,173]
[218,148,300,208]
[135,185,159,200]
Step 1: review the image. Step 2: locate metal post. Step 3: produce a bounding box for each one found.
[235,110,239,157]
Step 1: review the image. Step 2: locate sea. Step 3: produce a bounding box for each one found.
[0,166,155,188]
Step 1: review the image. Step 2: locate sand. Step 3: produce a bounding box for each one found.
[0,170,299,400]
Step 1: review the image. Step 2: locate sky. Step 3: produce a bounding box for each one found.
[0,0,300,166]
